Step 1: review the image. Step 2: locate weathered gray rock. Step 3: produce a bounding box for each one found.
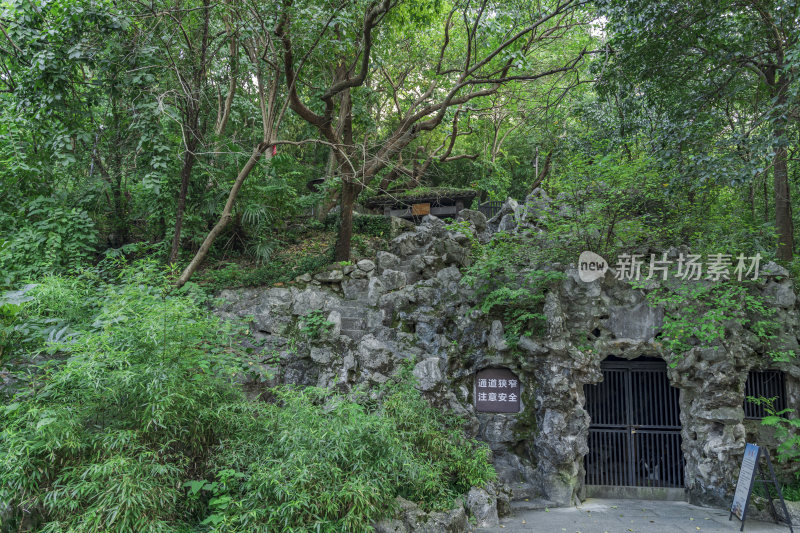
[380,269,407,291]
[326,310,342,336]
[487,197,519,233]
[786,501,800,526]
[392,232,420,257]
[604,301,663,341]
[478,414,517,451]
[498,214,517,232]
[456,208,488,234]
[357,259,376,272]
[518,336,548,355]
[436,265,461,284]
[372,519,408,533]
[420,214,447,231]
[764,280,797,308]
[466,486,499,527]
[390,216,416,237]
[350,268,368,279]
[357,334,392,371]
[216,192,800,514]
[761,261,790,278]
[385,497,467,533]
[488,320,508,351]
[442,239,469,266]
[377,251,401,272]
[314,269,344,283]
[413,357,444,391]
[341,278,369,300]
[523,187,553,221]
[292,288,333,316]
[367,277,386,306]
[310,346,334,364]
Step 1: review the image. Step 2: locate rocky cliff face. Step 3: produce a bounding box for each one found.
[217,192,800,511]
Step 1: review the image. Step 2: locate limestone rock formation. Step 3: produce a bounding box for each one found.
[217,194,800,522]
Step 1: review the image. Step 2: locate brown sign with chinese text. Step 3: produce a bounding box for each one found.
[475,368,521,413]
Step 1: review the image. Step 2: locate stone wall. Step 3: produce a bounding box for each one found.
[217,194,800,511]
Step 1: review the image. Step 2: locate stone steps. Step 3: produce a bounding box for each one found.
[340,328,366,341]
[344,291,369,302]
[337,303,364,313]
[340,316,364,330]
[509,499,556,512]
[396,260,417,274]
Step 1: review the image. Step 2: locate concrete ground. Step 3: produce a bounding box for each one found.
[476,499,793,533]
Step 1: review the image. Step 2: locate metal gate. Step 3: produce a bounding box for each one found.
[584,358,684,488]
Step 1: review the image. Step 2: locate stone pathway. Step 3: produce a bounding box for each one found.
[476,499,792,533]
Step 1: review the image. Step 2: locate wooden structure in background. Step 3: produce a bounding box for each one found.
[364,189,477,221]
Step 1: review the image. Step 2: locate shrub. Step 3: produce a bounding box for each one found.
[0,197,98,288]
[1,263,495,532]
[299,309,334,339]
[204,368,495,532]
[462,230,565,345]
[324,213,392,238]
[640,280,778,366]
[0,261,245,532]
[198,247,334,291]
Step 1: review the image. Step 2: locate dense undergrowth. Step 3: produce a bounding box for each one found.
[189,214,391,291]
[0,260,494,533]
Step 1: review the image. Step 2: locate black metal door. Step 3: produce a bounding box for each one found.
[584,359,684,488]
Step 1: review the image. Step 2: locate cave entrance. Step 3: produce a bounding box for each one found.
[584,356,685,491]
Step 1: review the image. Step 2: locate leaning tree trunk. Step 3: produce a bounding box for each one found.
[175,142,272,287]
[334,178,359,261]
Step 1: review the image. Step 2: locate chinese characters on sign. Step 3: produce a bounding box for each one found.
[612,252,762,282]
[475,368,521,413]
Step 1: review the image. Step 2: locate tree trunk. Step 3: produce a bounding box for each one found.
[334,178,359,261]
[176,143,271,287]
[774,140,793,260]
[764,169,769,223]
[169,145,197,264]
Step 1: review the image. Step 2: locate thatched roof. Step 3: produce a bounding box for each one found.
[363,187,477,208]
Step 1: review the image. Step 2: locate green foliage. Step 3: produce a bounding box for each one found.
[748,395,800,466]
[471,160,513,201]
[0,301,22,363]
[783,477,800,502]
[546,151,670,258]
[232,154,325,264]
[640,280,777,366]
[324,212,392,239]
[749,350,800,473]
[462,230,565,346]
[0,260,246,532]
[299,309,334,339]
[198,247,334,291]
[1,263,494,532]
[205,366,495,532]
[0,197,98,287]
[366,187,477,205]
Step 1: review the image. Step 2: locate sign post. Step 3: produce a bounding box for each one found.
[729,443,794,532]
